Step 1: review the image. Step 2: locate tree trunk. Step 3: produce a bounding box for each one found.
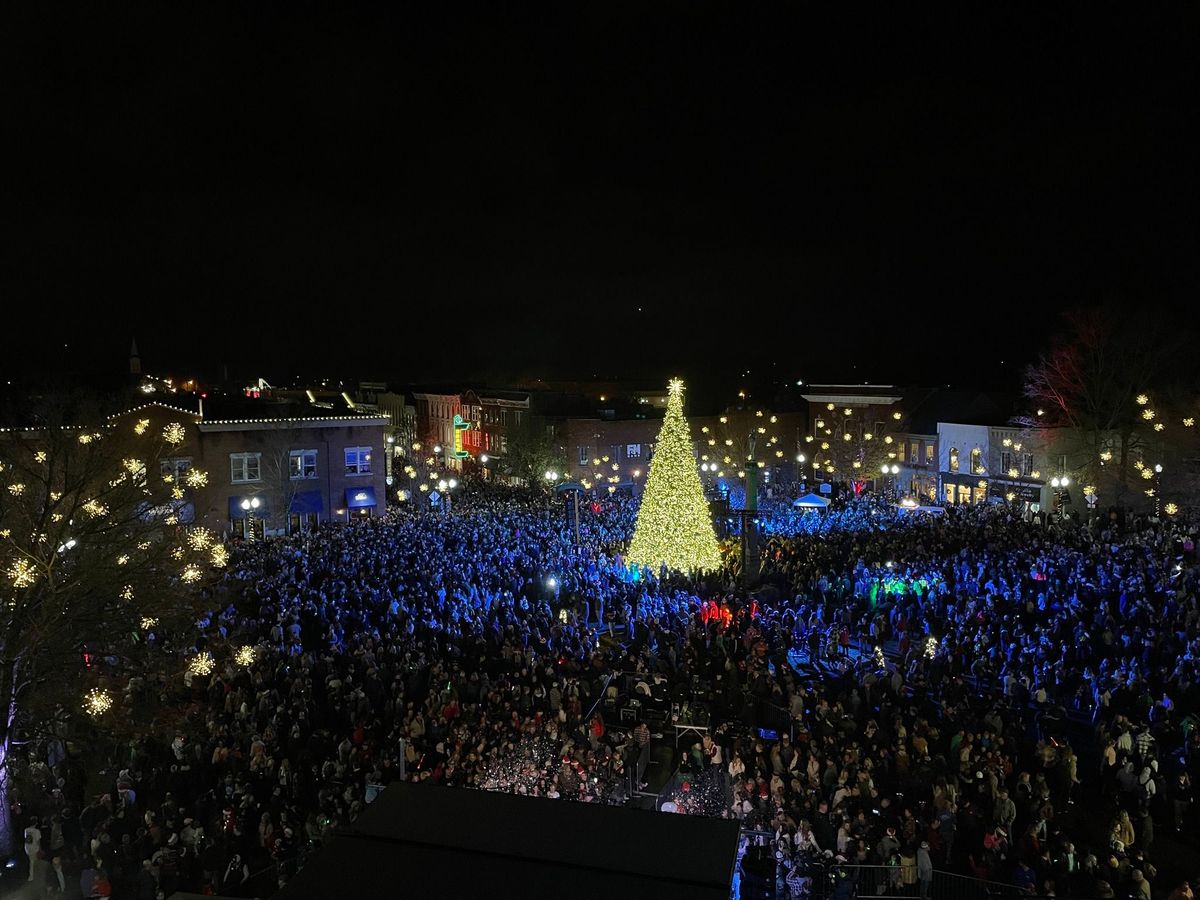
[0,734,12,862]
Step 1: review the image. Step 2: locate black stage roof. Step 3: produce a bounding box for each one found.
[273,782,740,900]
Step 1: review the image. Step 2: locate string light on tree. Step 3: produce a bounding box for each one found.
[188,652,215,677]
[235,646,257,667]
[83,688,112,717]
[162,422,187,445]
[626,379,721,572]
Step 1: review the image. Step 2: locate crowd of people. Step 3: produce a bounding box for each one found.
[7,482,1200,899]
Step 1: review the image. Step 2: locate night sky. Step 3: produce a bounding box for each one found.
[4,6,1197,396]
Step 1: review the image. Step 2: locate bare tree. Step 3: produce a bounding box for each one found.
[1020,305,1191,505]
[0,402,218,856]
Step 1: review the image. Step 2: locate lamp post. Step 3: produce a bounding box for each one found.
[240,496,261,540]
[1154,463,1163,516]
[544,469,558,512]
[1050,475,1070,518]
[880,463,900,500]
[436,477,458,514]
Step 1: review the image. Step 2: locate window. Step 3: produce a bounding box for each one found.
[970,448,983,474]
[909,441,919,464]
[948,448,959,473]
[290,450,317,479]
[579,446,589,466]
[160,457,191,481]
[1000,451,1012,475]
[1021,453,1034,477]
[626,443,642,459]
[230,452,261,484]
[345,447,372,475]
[925,443,934,466]
[875,421,885,439]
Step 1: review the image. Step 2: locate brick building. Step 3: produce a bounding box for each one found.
[112,400,388,537]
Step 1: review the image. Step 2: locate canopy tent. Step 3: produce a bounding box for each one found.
[792,493,830,509]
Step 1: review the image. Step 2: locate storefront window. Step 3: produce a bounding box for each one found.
[949,448,959,473]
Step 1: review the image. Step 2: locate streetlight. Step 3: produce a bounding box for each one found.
[240,496,261,539]
[1050,476,1070,518]
[880,463,900,499]
[1154,464,1164,516]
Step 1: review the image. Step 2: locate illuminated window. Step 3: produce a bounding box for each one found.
[970,448,983,473]
[230,452,261,484]
[949,448,959,473]
[289,450,318,479]
[345,447,373,475]
[909,441,919,464]
[579,446,589,466]
[925,443,934,466]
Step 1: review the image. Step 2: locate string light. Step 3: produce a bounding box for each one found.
[8,558,37,588]
[235,646,257,667]
[923,636,938,659]
[188,528,213,551]
[626,379,721,572]
[134,419,150,435]
[34,450,47,463]
[180,564,202,583]
[188,652,214,676]
[1142,409,1156,420]
[78,433,94,445]
[162,422,187,445]
[123,458,144,475]
[1141,468,1154,480]
[8,483,24,496]
[140,616,158,630]
[83,688,112,716]
[1165,502,1179,515]
[1136,394,1150,406]
[1185,418,1195,427]
[116,554,129,566]
[184,468,208,488]
[1154,423,1165,432]
[82,499,108,518]
[210,545,229,568]
[120,585,134,601]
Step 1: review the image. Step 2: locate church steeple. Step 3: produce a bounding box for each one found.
[129,337,141,375]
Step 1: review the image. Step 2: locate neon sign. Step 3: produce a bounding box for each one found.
[452,414,472,458]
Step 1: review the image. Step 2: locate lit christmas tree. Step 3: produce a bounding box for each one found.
[627,378,722,572]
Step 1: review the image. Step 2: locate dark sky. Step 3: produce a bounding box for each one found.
[3,5,1197,395]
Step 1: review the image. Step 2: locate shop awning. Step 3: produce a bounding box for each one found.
[345,486,377,509]
[228,495,269,520]
[290,490,323,515]
[793,492,830,508]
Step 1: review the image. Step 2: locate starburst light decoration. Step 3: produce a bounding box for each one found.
[1165,503,1179,516]
[180,564,202,583]
[235,646,257,667]
[83,688,113,716]
[141,616,159,630]
[184,468,208,488]
[134,419,150,435]
[8,558,37,588]
[163,423,187,445]
[626,379,721,572]
[188,652,215,676]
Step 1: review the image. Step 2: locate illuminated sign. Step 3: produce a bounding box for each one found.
[354,492,368,502]
[452,414,472,458]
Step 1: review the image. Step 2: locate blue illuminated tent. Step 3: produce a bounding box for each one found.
[792,493,830,509]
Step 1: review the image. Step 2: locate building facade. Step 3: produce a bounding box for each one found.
[114,401,388,537]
